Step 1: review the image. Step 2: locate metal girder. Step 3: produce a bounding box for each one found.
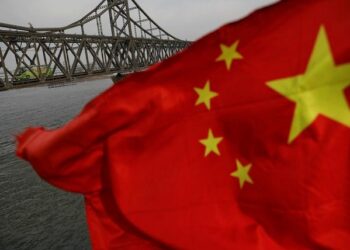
[0,0,190,89]
[0,32,188,87]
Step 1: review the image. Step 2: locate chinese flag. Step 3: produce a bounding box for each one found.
[17,0,350,249]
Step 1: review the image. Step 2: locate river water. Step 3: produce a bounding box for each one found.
[0,78,113,250]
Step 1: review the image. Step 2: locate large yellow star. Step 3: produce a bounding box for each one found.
[199,129,223,157]
[216,41,243,70]
[194,81,218,110]
[231,160,253,189]
[267,26,350,143]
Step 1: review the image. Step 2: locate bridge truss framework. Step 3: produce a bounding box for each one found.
[0,0,189,89]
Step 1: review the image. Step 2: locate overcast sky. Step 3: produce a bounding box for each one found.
[0,0,278,40]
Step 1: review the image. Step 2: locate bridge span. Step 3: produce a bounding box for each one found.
[0,0,189,89]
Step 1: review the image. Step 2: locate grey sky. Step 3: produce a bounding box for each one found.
[0,0,278,40]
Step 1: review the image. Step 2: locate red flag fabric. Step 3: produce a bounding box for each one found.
[17,0,350,249]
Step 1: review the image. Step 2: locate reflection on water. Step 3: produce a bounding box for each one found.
[0,79,113,250]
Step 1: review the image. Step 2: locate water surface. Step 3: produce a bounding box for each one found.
[0,79,113,250]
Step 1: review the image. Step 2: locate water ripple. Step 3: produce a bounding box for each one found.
[0,79,112,250]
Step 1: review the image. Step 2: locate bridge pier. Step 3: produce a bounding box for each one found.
[0,48,12,89]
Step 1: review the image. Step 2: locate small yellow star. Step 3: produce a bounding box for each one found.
[199,129,223,157]
[194,81,218,110]
[216,41,243,70]
[231,160,253,189]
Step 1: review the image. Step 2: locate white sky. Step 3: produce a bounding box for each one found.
[0,0,278,40]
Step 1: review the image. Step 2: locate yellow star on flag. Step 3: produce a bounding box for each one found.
[199,129,223,157]
[216,41,243,70]
[194,81,218,110]
[267,26,350,143]
[231,160,253,189]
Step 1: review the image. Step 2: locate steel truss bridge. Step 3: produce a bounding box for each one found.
[0,0,189,89]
